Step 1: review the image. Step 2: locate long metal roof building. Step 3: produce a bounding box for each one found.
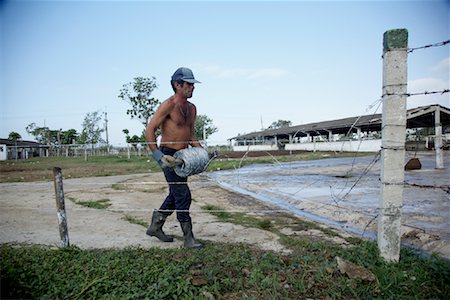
[229,104,450,142]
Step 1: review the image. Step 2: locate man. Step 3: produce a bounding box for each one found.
[145,67,203,249]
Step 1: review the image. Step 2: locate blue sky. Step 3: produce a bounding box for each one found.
[1,0,449,146]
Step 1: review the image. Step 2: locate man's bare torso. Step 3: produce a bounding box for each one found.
[160,100,195,150]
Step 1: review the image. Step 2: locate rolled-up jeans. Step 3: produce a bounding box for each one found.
[158,146,192,222]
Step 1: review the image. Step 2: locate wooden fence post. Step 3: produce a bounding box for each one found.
[378,28,408,262]
[53,167,70,247]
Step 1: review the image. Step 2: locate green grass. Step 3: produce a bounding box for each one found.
[122,214,148,227]
[76,199,112,209]
[203,204,275,231]
[1,240,448,299]
[0,151,374,183]
[0,156,158,182]
[67,196,112,209]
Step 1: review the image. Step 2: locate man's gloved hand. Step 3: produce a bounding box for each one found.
[161,155,184,168]
[208,150,219,160]
[152,150,183,168]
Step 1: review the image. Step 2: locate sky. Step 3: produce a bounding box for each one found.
[1,0,449,146]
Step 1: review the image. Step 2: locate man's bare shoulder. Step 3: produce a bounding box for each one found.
[161,96,176,106]
[158,96,176,112]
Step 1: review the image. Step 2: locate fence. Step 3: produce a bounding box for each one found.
[1,142,234,161]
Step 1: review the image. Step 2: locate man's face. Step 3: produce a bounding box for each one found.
[178,81,195,98]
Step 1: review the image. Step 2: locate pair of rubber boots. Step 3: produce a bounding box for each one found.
[146,210,202,249]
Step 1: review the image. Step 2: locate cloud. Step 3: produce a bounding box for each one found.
[203,65,289,80]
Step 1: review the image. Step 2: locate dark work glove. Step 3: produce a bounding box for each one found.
[208,150,219,160]
[152,150,183,168]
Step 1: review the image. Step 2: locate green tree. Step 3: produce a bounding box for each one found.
[118,77,160,127]
[78,111,105,146]
[122,129,146,149]
[267,120,292,130]
[26,123,52,144]
[8,132,22,141]
[26,123,78,145]
[194,115,218,140]
[61,129,78,144]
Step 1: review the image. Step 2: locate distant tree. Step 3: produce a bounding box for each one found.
[194,115,218,140]
[122,128,146,149]
[267,120,292,130]
[61,129,78,144]
[26,123,52,144]
[26,123,78,145]
[8,132,22,141]
[78,111,105,146]
[118,77,160,128]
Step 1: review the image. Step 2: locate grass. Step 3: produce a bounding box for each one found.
[122,214,148,227]
[0,151,373,183]
[67,196,112,209]
[203,204,275,231]
[0,156,158,182]
[76,199,112,209]
[1,240,449,299]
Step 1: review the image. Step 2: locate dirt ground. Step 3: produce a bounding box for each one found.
[0,172,356,253]
[0,168,448,259]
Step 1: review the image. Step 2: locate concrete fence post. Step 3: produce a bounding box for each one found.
[434,106,444,168]
[378,28,408,262]
[53,167,70,247]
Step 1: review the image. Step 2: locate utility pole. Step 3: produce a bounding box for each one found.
[104,108,109,153]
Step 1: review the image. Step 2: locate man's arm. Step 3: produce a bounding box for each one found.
[145,99,176,166]
[145,99,173,152]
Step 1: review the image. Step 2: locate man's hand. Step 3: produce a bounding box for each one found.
[161,155,184,168]
[208,150,219,160]
[152,149,183,168]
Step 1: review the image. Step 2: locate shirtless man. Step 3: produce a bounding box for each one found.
[145,67,203,249]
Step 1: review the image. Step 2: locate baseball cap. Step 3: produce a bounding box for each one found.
[171,67,201,83]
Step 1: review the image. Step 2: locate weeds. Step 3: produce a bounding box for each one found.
[122,214,148,227]
[1,241,448,299]
[67,196,112,209]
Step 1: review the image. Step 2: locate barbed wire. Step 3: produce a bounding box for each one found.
[407,39,450,53]
[383,89,449,98]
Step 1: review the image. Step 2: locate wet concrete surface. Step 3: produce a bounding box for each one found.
[209,152,450,246]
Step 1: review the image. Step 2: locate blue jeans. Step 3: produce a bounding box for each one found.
[158,147,192,222]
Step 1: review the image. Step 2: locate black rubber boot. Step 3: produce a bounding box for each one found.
[146,210,173,242]
[180,221,203,249]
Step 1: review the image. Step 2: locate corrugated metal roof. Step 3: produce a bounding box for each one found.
[230,104,449,140]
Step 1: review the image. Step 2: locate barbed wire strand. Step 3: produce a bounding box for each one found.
[407,39,450,53]
[384,89,449,98]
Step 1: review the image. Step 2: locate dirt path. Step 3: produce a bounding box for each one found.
[0,173,298,252]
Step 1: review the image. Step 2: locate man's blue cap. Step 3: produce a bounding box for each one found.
[171,67,201,83]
